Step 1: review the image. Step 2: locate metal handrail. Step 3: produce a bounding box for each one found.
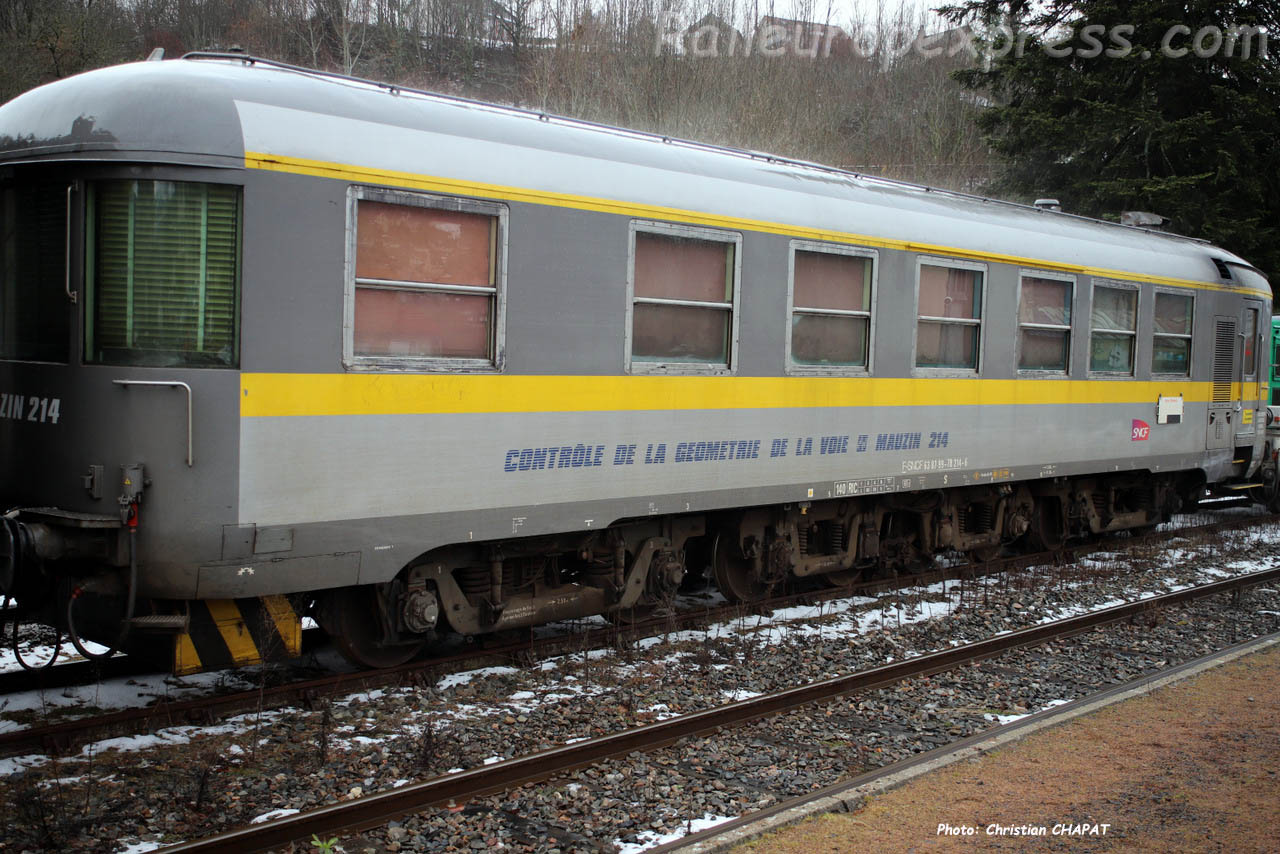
[64,182,77,304]
[112,380,194,466]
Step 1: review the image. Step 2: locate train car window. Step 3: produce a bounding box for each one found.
[916,261,984,371]
[1089,284,1138,374]
[0,183,69,363]
[628,222,740,372]
[1017,274,1073,372]
[1152,292,1193,375]
[1243,307,1259,377]
[86,180,240,368]
[346,187,506,371]
[787,242,875,371]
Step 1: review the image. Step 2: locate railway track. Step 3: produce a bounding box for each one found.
[0,509,1272,761]
[153,563,1280,853]
[646,629,1280,853]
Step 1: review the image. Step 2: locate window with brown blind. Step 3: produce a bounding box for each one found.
[915,259,985,371]
[628,222,740,372]
[1018,274,1073,373]
[788,242,875,371]
[346,187,506,370]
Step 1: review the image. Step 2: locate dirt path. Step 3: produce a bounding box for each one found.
[737,643,1280,852]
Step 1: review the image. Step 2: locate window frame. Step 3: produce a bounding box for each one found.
[1150,287,1195,377]
[912,255,987,376]
[1243,304,1261,380]
[1015,269,1075,376]
[784,240,877,375]
[0,179,75,366]
[625,220,742,375]
[1088,279,1140,377]
[343,185,508,372]
[85,178,243,369]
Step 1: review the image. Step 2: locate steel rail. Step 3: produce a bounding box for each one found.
[156,563,1280,854]
[1,511,1271,760]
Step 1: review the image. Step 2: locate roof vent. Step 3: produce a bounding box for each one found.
[1120,211,1170,229]
[1211,258,1233,280]
[1033,198,1061,211]
[146,47,165,61]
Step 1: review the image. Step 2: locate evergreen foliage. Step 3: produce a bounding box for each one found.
[941,0,1280,290]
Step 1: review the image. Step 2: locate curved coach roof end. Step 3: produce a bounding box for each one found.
[0,60,244,165]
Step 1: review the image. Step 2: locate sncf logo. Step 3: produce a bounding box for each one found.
[1132,420,1151,441]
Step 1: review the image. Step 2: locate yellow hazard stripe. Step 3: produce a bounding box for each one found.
[239,373,1247,419]
[172,597,302,674]
[261,595,302,655]
[244,151,1270,299]
[205,599,260,666]
[174,632,202,676]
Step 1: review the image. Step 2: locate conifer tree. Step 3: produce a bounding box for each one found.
[941,0,1280,291]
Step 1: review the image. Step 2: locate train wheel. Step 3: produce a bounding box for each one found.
[966,544,1002,564]
[322,587,425,670]
[823,569,861,587]
[607,601,660,624]
[0,519,17,598]
[712,534,769,603]
[1026,497,1065,552]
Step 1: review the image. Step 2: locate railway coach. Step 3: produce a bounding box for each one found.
[0,53,1272,671]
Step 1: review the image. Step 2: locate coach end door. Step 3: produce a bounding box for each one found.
[1238,302,1264,444]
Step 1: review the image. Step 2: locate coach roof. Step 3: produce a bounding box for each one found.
[0,55,1265,294]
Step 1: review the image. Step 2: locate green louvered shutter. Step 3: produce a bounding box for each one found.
[92,184,132,354]
[89,180,239,367]
[203,186,239,358]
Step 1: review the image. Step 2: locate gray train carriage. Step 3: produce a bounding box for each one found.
[0,54,1272,671]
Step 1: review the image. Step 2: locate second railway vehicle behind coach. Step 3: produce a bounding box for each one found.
[0,54,1272,671]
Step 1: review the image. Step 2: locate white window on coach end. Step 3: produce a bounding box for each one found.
[915,258,985,373]
[344,186,507,371]
[626,221,742,374]
[1090,283,1138,375]
[1017,273,1074,374]
[1152,291,1194,376]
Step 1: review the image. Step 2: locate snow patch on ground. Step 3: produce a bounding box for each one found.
[114,840,167,853]
[435,666,519,692]
[615,813,737,852]
[0,669,251,734]
[986,697,1074,726]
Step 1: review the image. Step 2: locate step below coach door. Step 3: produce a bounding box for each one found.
[1207,315,1237,450]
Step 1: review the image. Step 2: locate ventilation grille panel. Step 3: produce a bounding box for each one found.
[1212,319,1236,403]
